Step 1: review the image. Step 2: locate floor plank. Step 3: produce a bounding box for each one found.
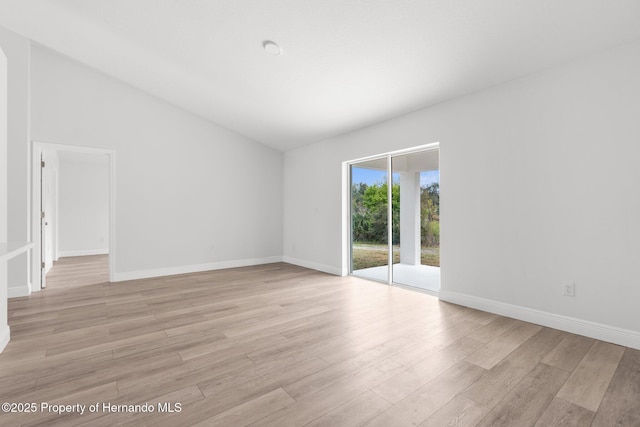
[556,340,625,412]
[465,322,541,370]
[474,363,569,426]
[462,327,566,409]
[372,337,483,403]
[542,333,594,372]
[249,358,405,427]
[305,391,391,427]
[193,388,295,427]
[591,348,640,426]
[365,361,486,426]
[534,397,595,427]
[419,394,489,427]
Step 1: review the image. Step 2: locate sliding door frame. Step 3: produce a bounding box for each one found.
[344,142,439,284]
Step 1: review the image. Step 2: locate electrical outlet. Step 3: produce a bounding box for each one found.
[562,282,575,297]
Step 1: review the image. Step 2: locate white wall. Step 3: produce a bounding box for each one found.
[283,40,640,347]
[0,27,31,297]
[0,47,7,244]
[31,45,283,280]
[58,154,109,257]
[0,46,9,351]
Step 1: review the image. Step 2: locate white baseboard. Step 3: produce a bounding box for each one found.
[113,256,284,282]
[0,325,10,353]
[439,290,640,350]
[282,256,341,276]
[8,281,31,298]
[59,249,109,257]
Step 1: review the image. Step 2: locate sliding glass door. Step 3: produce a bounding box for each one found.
[350,147,440,293]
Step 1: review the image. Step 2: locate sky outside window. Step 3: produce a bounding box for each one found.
[352,167,439,187]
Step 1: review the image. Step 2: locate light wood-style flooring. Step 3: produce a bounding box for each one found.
[1,255,638,426]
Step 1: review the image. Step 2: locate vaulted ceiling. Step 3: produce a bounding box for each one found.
[1,1,639,151]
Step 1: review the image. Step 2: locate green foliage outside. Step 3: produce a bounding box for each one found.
[352,180,440,267]
[420,182,440,247]
[351,245,440,270]
[351,182,400,244]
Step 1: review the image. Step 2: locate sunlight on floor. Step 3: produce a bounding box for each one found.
[353,263,440,293]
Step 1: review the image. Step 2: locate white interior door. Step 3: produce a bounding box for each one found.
[41,151,55,286]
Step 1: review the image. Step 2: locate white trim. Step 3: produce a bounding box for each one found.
[8,282,31,298]
[0,325,9,353]
[52,168,59,261]
[113,256,284,282]
[394,282,439,297]
[31,141,116,289]
[282,256,341,276]
[32,142,114,156]
[386,155,393,284]
[109,150,116,283]
[0,242,34,261]
[341,161,350,277]
[59,249,109,257]
[439,290,640,350]
[345,142,440,166]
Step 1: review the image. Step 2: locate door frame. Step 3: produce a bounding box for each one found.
[343,142,439,283]
[31,141,116,289]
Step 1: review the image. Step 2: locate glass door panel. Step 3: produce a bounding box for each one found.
[350,159,389,283]
[391,151,440,292]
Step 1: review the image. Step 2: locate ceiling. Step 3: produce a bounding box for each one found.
[1,1,639,152]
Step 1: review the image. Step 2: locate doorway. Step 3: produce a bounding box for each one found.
[348,144,440,293]
[32,142,116,290]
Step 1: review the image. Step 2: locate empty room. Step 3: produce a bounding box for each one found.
[0,1,639,426]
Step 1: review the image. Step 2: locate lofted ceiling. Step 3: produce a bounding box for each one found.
[1,1,640,151]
